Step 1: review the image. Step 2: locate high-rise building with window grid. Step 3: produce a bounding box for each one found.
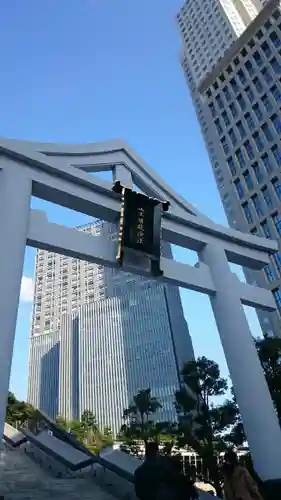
[27,221,194,432]
[177,0,281,336]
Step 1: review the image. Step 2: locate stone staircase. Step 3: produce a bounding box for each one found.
[0,444,116,500]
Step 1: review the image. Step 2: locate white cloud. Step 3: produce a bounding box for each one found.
[20,276,34,303]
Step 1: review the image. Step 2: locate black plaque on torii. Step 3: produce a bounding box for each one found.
[113,181,169,277]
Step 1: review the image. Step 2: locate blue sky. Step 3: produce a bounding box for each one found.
[1,0,261,400]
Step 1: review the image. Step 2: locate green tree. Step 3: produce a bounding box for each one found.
[255,335,281,424]
[175,357,236,496]
[55,415,68,429]
[6,392,35,428]
[100,425,114,449]
[103,425,113,438]
[122,388,162,447]
[222,388,246,448]
[81,410,99,445]
[68,419,85,443]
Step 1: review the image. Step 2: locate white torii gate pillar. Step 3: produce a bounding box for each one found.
[201,243,281,487]
[0,168,32,438]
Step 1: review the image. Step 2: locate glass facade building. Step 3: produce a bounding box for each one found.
[28,221,194,433]
[59,285,188,435]
[178,0,281,336]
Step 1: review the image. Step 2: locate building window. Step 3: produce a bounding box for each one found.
[261,41,272,58]
[236,120,246,139]
[242,202,253,224]
[215,95,224,109]
[261,94,273,112]
[223,86,231,101]
[262,186,273,207]
[229,128,237,146]
[252,194,264,217]
[253,76,263,93]
[252,162,263,182]
[226,65,233,75]
[272,213,281,235]
[227,157,237,176]
[272,178,281,200]
[229,102,238,119]
[248,39,255,49]
[270,57,281,75]
[253,51,263,67]
[222,110,230,126]
[264,264,277,282]
[244,112,255,131]
[261,153,273,173]
[271,113,281,134]
[244,140,255,160]
[243,170,253,190]
[245,59,254,75]
[237,68,246,84]
[273,252,281,272]
[216,170,224,187]
[237,94,246,111]
[265,20,272,30]
[230,77,239,93]
[253,103,263,121]
[220,136,229,155]
[273,9,281,20]
[269,31,281,48]
[273,288,281,310]
[272,144,281,166]
[253,131,264,152]
[245,86,255,103]
[234,178,244,199]
[261,67,273,85]
[261,219,272,238]
[214,118,223,135]
[270,84,281,102]
[261,123,274,142]
[209,103,216,117]
[235,149,246,168]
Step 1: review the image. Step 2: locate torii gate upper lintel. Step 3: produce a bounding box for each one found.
[0,137,281,492]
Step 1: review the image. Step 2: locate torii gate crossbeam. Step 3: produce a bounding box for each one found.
[0,138,281,496]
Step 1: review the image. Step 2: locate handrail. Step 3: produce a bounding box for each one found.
[23,413,218,498]
[25,410,135,482]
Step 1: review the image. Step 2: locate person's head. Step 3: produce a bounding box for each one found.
[145,441,159,458]
[223,450,238,476]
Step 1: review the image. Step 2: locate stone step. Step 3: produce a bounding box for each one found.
[0,445,116,500]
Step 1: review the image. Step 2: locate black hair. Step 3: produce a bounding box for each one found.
[145,441,159,457]
[224,450,238,466]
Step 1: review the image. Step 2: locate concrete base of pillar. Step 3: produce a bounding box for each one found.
[262,478,281,500]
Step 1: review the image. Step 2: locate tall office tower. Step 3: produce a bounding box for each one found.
[178,0,281,336]
[177,0,264,88]
[28,221,194,431]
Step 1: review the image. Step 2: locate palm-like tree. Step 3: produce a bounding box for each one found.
[123,388,162,445]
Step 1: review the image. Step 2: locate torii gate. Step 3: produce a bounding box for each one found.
[0,138,281,493]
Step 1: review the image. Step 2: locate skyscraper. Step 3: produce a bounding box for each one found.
[28,221,194,433]
[177,0,281,336]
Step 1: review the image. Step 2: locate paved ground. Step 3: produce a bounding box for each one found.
[0,444,116,500]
